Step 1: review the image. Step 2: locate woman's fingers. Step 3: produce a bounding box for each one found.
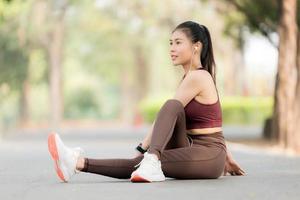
[232,161,246,175]
[224,159,246,176]
[239,169,246,175]
[235,165,246,175]
[234,168,246,176]
[228,167,246,176]
[239,167,245,173]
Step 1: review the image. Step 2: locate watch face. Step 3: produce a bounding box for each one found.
[136,145,146,153]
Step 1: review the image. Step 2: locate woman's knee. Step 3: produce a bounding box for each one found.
[161,99,184,113]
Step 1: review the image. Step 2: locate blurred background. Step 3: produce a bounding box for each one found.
[0,0,299,154]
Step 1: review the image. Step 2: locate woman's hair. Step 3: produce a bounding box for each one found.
[172,21,217,84]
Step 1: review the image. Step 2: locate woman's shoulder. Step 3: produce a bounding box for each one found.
[188,69,212,83]
[187,69,217,93]
[182,70,204,84]
[181,71,210,87]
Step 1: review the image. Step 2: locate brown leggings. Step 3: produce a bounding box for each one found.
[81,99,227,179]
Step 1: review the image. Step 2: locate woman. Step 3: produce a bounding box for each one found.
[48,21,245,183]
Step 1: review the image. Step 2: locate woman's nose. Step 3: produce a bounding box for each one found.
[170,46,176,52]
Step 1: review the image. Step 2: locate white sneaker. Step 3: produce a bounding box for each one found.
[47,132,84,182]
[130,152,166,182]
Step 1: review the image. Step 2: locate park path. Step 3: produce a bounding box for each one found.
[0,126,299,200]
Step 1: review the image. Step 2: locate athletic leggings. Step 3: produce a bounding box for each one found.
[81,99,227,179]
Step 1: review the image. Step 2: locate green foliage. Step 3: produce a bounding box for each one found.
[0,0,278,128]
[0,0,31,91]
[0,91,19,130]
[139,96,273,126]
[221,96,273,125]
[223,0,300,47]
[64,86,101,119]
[138,94,173,123]
[0,32,28,90]
[222,0,279,48]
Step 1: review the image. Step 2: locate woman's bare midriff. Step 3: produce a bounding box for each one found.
[187,127,222,135]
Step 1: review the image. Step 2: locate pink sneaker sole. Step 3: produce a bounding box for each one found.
[48,132,67,182]
[130,174,151,183]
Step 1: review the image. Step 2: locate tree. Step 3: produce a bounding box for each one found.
[29,0,70,128]
[220,0,300,152]
[274,0,298,150]
[0,0,31,126]
[47,0,68,128]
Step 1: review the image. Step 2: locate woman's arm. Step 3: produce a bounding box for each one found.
[140,119,156,150]
[223,140,246,176]
[224,140,232,159]
[134,119,156,157]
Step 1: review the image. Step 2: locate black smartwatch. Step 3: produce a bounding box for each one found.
[136,143,147,154]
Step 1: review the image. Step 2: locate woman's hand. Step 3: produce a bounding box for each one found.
[223,153,246,176]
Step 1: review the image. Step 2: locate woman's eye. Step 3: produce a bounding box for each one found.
[169,42,180,45]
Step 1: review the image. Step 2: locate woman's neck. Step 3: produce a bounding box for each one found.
[182,63,203,77]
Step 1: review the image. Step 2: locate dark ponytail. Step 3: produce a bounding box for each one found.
[172,21,217,84]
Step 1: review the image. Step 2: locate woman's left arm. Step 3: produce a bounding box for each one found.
[223,140,246,176]
[173,71,204,107]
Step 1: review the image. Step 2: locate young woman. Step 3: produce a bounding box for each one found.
[48,21,245,183]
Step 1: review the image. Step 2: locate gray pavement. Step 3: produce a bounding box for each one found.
[0,126,300,200]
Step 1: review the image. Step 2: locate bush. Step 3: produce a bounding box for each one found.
[138,94,172,123]
[64,87,101,119]
[221,96,273,125]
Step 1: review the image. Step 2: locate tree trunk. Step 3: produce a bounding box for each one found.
[19,78,30,127]
[48,8,66,129]
[273,0,298,150]
[294,30,300,151]
[134,44,148,101]
[120,67,133,124]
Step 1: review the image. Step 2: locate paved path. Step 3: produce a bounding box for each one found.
[0,127,299,200]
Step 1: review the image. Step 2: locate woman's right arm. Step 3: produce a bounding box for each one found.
[141,119,156,150]
[135,119,156,156]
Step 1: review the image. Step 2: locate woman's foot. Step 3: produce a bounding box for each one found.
[47,132,84,182]
[130,152,166,183]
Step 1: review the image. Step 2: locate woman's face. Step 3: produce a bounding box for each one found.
[169,30,193,66]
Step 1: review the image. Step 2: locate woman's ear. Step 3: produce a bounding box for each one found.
[194,42,202,52]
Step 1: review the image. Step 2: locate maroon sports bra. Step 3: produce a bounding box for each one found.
[183,68,222,129]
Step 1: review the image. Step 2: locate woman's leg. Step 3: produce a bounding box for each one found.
[146,98,226,179]
[80,155,144,179]
[147,99,190,159]
[80,147,226,180]
[80,99,190,179]
[160,144,226,179]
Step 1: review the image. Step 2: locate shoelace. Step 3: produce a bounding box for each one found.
[134,157,146,168]
[134,162,141,168]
